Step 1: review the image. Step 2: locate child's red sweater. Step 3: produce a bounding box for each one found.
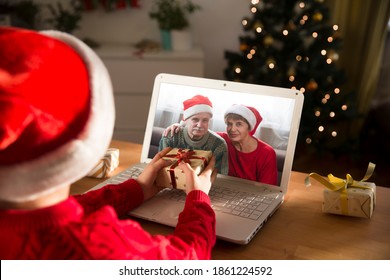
[0,180,216,259]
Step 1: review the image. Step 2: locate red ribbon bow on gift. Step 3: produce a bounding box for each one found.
[165,149,195,164]
[164,149,208,189]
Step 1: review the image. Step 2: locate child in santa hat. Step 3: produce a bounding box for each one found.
[0,27,216,260]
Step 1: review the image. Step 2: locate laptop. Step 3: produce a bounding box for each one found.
[89,73,304,244]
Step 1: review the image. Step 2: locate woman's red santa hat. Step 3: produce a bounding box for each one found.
[0,27,114,203]
[182,95,213,120]
[224,104,263,135]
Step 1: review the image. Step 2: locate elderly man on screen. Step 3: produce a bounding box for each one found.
[159,95,228,175]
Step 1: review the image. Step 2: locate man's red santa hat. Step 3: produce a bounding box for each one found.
[182,95,213,120]
[224,104,262,135]
[0,27,114,203]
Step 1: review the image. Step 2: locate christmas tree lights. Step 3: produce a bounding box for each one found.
[224,0,358,153]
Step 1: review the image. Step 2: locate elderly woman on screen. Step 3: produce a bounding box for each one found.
[219,104,277,185]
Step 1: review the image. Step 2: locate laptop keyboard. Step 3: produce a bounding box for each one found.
[209,185,279,220]
[108,166,279,221]
[108,167,143,184]
[156,185,279,221]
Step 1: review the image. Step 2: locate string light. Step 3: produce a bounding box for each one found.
[300,87,305,93]
[318,126,324,132]
[326,58,332,64]
[334,88,340,94]
[331,131,337,137]
[289,75,295,82]
[321,49,327,55]
[251,7,257,13]
[299,2,305,8]
[327,37,333,43]
[235,67,241,74]
[282,29,288,36]
[306,138,312,144]
[341,104,348,111]
[256,26,263,33]
[329,112,335,117]
[266,57,276,69]
[296,55,302,61]
[325,93,330,99]
[322,98,327,104]
[315,110,321,117]
[312,32,318,38]
[242,19,248,26]
[247,53,253,59]
[333,25,339,31]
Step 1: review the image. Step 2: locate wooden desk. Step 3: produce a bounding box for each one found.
[71,140,390,260]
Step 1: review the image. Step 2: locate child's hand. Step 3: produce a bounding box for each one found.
[178,156,217,195]
[136,147,172,201]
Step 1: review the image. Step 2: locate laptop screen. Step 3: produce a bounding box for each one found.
[141,73,303,190]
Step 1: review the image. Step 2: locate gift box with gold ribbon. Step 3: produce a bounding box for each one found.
[305,163,376,218]
[87,148,120,179]
[156,148,212,190]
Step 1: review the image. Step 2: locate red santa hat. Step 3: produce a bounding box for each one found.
[224,104,263,135]
[0,27,114,203]
[182,95,213,120]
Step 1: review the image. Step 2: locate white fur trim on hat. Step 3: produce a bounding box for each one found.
[182,95,213,120]
[0,30,114,203]
[224,104,256,130]
[183,104,213,120]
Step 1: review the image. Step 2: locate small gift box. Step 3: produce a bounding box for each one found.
[322,181,376,218]
[87,148,120,178]
[156,148,212,190]
[305,162,376,218]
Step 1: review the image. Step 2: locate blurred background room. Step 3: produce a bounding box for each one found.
[1,0,389,186]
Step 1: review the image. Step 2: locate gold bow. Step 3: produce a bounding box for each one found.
[305,162,376,215]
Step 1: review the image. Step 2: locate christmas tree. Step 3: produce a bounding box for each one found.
[224,0,358,154]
